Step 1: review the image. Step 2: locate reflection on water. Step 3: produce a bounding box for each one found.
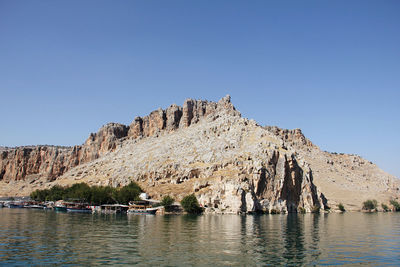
[0,209,400,266]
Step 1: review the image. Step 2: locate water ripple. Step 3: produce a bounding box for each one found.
[0,210,400,266]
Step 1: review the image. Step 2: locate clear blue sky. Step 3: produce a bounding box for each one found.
[0,1,399,177]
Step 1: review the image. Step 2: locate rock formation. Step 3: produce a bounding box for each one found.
[0,95,398,213]
[0,123,129,183]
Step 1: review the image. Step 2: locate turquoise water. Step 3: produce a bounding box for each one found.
[0,209,399,266]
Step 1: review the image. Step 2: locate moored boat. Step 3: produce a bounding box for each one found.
[128,201,158,215]
[100,204,129,214]
[54,206,67,212]
[66,202,92,213]
[54,200,67,211]
[8,202,25,208]
[24,201,46,209]
[28,204,46,209]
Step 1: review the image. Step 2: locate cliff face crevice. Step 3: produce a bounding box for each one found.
[280,155,303,212]
[255,167,268,197]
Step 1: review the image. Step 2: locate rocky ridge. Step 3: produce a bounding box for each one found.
[0,95,398,213]
[0,96,236,183]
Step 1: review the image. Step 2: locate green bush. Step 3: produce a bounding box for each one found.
[161,195,175,212]
[381,203,390,212]
[338,203,345,212]
[180,194,203,214]
[390,200,400,211]
[362,199,378,211]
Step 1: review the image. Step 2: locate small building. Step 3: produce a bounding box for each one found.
[139,193,149,200]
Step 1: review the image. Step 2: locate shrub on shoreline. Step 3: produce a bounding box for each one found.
[180,194,203,214]
[390,200,400,211]
[381,203,390,212]
[161,195,175,212]
[362,199,378,211]
[338,203,345,212]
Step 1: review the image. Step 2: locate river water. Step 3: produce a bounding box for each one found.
[0,209,399,266]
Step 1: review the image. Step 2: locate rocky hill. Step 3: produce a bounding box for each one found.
[0,95,398,213]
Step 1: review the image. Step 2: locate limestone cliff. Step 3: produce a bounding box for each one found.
[0,123,129,183]
[0,95,398,213]
[0,96,235,183]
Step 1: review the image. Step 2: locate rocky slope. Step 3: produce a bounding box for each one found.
[0,96,398,213]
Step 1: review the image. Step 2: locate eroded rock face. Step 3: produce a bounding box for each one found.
[0,146,74,182]
[79,123,129,162]
[0,96,237,184]
[0,123,129,182]
[195,151,322,214]
[127,94,239,138]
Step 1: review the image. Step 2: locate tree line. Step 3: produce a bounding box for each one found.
[30,182,142,205]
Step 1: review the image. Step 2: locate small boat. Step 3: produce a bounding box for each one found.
[54,206,67,212]
[100,204,129,214]
[66,202,92,213]
[8,202,25,208]
[24,201,46,209]
[128,201,158,215]
[43,202,54,209]
[53,201,66,211]
[28,204,46,209]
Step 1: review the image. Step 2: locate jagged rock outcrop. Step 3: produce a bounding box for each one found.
[79,123,129,162]
[127,95,239,138]
[0,95,398,213]
[264,126,314,149]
